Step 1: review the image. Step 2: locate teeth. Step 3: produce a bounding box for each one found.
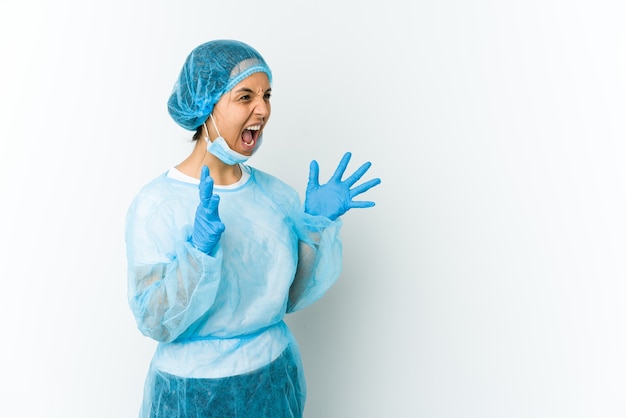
[243,125,260,146]
[243,125,259,146]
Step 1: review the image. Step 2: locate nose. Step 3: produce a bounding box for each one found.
[253,96,270,118]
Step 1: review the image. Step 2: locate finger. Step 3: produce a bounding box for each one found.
[199,180,214,207]
[307,160,321,189]
[330,152,352,181]
[207,198,226,234]
[199,170,214,207]
[206,194,220,215]
[343,161,372,187]
[349,177,381,198]
[349,200,376,209]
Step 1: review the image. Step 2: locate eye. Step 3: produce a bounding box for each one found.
[264,92,272,100]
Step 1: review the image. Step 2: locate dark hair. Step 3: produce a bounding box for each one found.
[192,125,203,141]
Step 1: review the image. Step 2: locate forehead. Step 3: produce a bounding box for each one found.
[231,72,271,91]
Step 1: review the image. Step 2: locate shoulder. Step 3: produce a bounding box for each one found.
[249,167,299,197]
[127,172,196,218]
[248,166,294,189]
[244,166,303,211]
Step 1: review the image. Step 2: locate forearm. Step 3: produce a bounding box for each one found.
[287,218,343,312]
[129,242,223,342]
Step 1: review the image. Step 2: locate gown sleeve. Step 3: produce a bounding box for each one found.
[287,211,344,313]
[125,191,223,343]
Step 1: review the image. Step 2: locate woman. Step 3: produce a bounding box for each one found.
[125,39,381,418]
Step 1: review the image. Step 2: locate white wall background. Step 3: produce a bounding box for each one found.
[1,0,625,417]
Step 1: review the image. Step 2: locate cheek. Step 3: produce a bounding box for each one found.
[225,129,241,145]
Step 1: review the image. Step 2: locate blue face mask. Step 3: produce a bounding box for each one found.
[205,115,262,165]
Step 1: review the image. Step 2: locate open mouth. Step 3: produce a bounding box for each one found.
[241,125,261,150]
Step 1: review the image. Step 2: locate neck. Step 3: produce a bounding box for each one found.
[176,140,242,185]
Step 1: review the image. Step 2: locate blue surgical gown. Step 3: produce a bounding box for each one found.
[125,165,343,417]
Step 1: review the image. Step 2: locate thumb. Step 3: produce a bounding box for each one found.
[307,160,320,191]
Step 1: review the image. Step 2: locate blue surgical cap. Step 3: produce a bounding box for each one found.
[167,39,273,131]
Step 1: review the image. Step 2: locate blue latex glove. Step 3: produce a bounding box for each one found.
[191,166,225,255]
[304,152,381,220]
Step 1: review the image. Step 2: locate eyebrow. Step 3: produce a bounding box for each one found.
[233,87,272,94]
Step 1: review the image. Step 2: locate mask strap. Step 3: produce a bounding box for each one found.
[203,114,222,144]
[210,114,222,139]
[203,121,210,144]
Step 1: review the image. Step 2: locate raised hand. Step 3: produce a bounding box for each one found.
[191,166,225,255]
[304,152,381,220]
